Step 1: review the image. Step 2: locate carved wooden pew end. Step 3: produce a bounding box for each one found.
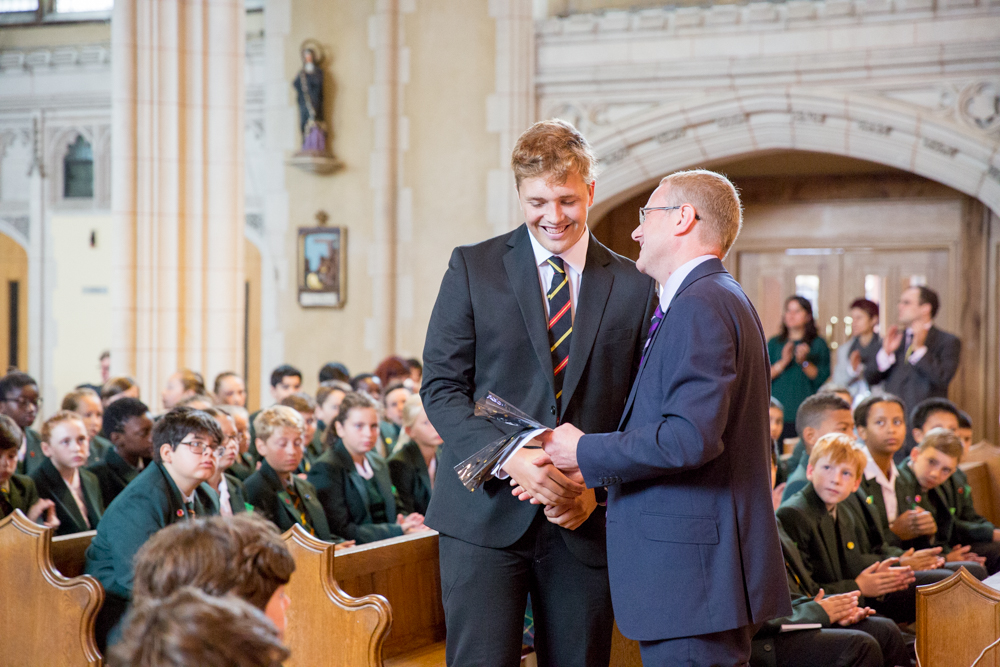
[0,509,104,667]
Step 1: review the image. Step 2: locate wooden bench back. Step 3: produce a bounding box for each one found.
[335,531,446,661]
[280,525,391,667]
[0,510,104,667]
[962,458,1000,526]
[916,567,1000,667]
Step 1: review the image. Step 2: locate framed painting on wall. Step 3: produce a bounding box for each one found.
[298,225,346,308]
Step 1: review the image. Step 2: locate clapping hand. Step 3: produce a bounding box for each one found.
[883,326,904,355]
[397,512,429,535]
[27,499,60,530]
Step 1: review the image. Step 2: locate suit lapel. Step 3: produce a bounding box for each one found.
[504,226,555,389]
[41,461,87,531]
[560,237,614,418]
[81,470,103,524]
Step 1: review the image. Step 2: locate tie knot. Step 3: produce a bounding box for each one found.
[546,256,566,274]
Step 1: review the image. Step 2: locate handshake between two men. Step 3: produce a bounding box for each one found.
[501,423,592,530]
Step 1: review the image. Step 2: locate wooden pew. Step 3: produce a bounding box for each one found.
[280,525,391,667]
[916,567,1000,667]
[334,531,446,666]
[963,451,1000,526]
[0,509,104,667]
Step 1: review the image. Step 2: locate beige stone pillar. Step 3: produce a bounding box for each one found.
[111,0,246,409]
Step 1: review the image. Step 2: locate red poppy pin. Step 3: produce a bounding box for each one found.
[914,495,922,503]
[29,451,35,457]
[176,509,185,517]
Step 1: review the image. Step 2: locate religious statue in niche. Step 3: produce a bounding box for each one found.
[298,211,346,308]
[288,40,342,174]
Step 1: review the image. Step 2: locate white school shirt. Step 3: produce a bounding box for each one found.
[863,447,900,522]
[876,321,931,371]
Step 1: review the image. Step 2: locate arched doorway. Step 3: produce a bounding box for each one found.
[591,148,998,445]
[0,230,28,373]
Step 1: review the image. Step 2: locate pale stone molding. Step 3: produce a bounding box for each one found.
[487,0,535,235]
[584,89,1000,223]
[110,0,246,409]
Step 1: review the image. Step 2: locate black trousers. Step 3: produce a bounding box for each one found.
[767,616,906,667]
[970,541,1000,575]
[438,512,613,667]
[868,568,961,624]
[640,624,758,667]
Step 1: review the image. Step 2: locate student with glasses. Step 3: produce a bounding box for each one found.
[85,406,223,651]
[0,372,44,476]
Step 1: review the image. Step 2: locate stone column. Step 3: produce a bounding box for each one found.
[110,0,246,409]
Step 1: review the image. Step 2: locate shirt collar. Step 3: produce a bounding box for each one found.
[526,225,589,276]
[658,255,717,311]
[863,446,898,486]
[354,456,374,480]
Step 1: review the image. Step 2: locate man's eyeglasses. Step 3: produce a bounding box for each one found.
[2,396,40,409]
[639,205,701,225]
[178,438,227,458]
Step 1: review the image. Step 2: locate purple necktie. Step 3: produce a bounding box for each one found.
[639,305,664,366]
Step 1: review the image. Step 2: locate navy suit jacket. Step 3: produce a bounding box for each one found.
[577,258,791,641]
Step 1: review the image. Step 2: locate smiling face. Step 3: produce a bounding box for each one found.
[257,426,304,475]
[807,455,862,509]
[517,171,594,256]
[858,401,906,459]
[75,394,104,440]
[335,407,380,462]
[42,418,90,474]
[631,184,680,281]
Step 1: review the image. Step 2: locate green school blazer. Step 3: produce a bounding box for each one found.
[30,458,104,536]
[243,459,338,542]
[87,435,113,466]
[88,448,145,508]
[1,473,40,519]
[17,428,44,476]
[227,451,256,481]
[897,462,995,548]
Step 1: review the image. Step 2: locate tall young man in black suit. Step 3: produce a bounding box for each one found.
[545,170,791,666]
[421,119,657,666]
[864,286,961,463]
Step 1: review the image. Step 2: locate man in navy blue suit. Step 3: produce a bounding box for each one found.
[543,169,792,665]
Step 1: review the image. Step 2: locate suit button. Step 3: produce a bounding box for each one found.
[764,644,772,652]
[550,405,556,415]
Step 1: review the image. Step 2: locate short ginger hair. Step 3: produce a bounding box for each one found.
[808,433,867,479]
[40,410,86,444]
[659,169,743,256]
[511,119,598,189]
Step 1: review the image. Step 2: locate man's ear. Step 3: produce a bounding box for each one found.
[159,443,175,463]
[674,205,699,237]
[109,431,125,448]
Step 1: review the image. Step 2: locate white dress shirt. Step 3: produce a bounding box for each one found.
[218,475,233,517]
[526,227,589,323]
[876,321,931,371]
[658,255,718,312]
[354,456,374,480]
[863,447,900,522]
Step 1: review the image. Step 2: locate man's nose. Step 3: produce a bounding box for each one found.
[631,224,642,242]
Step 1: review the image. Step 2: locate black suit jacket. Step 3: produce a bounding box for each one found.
[308,441,402,544]
[30,458,104,536]
[577,259,790,640]
[421,225,656,566]
[388,440,435,515]
[244,459,336,542]
[88,448,145,508]
[863,325,960,439]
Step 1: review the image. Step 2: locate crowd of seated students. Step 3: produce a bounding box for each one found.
[762,385,999,667]
[0,353,434,658]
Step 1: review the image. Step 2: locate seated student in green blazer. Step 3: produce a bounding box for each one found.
[85,406,223,650]
[243,405,349,546]
[30,410,104,536]
[377,381,412,459]
[777,434,923,622]
[61,387,111,465]
[0,414,59,528]
[0,371,44,476]
[308,392,428,544]
[88,397,154,507]
[899,423,1000,573]
[219,405,255,481]
[280,392,321,472]
[781,393,854,503]
[388,394,441,516]
[202,407,248,516]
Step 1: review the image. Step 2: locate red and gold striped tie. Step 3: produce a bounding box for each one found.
[546,256,572,412]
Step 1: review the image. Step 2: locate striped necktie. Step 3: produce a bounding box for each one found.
[546,256,572,411]
[640,305,665,366]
